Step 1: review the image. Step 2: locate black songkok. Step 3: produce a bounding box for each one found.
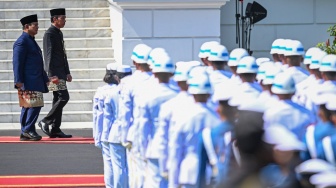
[50,8,66,16]
[20,14,38,26]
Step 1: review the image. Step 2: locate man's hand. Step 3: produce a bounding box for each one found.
[122,141,132,151]
[161,172,169,180]
[66,74,72,82]
[211,164,218,178]
[50,76,59,84]
[95,141,102,150]
[15,82,23,88]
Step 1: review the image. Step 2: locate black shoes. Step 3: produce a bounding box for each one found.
[49,131,72,138]
[20,131,42,141]
[38,120,50,136]
[38,120,72,138]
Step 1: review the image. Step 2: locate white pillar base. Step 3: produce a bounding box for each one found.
[108,0,230,65]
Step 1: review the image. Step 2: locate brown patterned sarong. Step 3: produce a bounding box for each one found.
[48,79,67,91]
[18,89,44,108]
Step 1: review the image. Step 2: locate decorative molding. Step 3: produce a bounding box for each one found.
[107,0,230,10]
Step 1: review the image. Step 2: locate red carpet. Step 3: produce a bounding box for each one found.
[0,174,104,187]
[0,136,94,144]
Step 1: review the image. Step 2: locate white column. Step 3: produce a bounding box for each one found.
[108,0,230,65]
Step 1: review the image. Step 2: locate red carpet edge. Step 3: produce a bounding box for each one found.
[0,174,104,187]
[0,136,94,144]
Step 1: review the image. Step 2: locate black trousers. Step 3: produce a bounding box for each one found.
[43,89,69,131]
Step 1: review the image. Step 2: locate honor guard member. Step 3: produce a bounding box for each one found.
[147,48,168,70]
[104,65,132,188]
[283,40,309,84]
[263,72,314,140]
[169,69,221,188]
[298,47,322,92]
[302,93,336,161]
[229,56,262,107]
[118,43,152,188]
[198,41,220,67]
[260,125,306,188]
[207,44,232,109]
[296,48,324,107]
[39,8,72,138]
[299,50,327,117]
[315,54,336,97]
[136,54,179,188]
[93,63,118,146]
[227,48,249,85]
[94,63,119,188]
[106,63,118,76]
[207,44,232,86]
[270,38,285,68]
[154,62,198,181]
[260,125,306,187]
[256,60,274,83]
[202,85,236,186]
[13,14,49,141]
[278,39,293,70]
[146,48,179,91]
[313,96,336,164]
[306,54,336,122]
[242,62,280,112]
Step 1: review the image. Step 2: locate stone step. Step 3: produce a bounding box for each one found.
[0,0,108,9]
[0,58,115,69]
[0,79,104,91]
[0,37,113,49]
[0,68,106,80]
[0,110,93,123]
[0,100,93,113]
[0,17,110,29]
[0,27,112,39]
[0,8,110,21]
[0,89,97,102]
[0,47,114,59]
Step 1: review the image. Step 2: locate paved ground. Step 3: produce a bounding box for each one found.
[0,129,104,176]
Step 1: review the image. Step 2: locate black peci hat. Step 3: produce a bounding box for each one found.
[50,8,66,16]
[20,14,38,26]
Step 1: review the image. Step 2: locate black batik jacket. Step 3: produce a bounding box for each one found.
[43,25,70,80]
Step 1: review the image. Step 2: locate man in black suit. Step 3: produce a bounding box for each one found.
[39,8,72,138]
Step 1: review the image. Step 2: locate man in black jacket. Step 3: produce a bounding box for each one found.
[39,8,72,138]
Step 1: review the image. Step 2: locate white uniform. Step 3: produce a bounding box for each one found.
[263,99,315,140]
[118,71,152,188]
[92,86,101,148]
[240,90,278,112]
[229,82,262,107]
[209,70,232,87]
[295,74,318,106]
[285,66,309,84]
[96,83,118,188]
[152,91,193,174]
[169,102,220,187]
[135,83,179,188]
[230,74,242,85]
[94,84,117,147]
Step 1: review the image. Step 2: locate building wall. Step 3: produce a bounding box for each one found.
[220,0,335,58]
